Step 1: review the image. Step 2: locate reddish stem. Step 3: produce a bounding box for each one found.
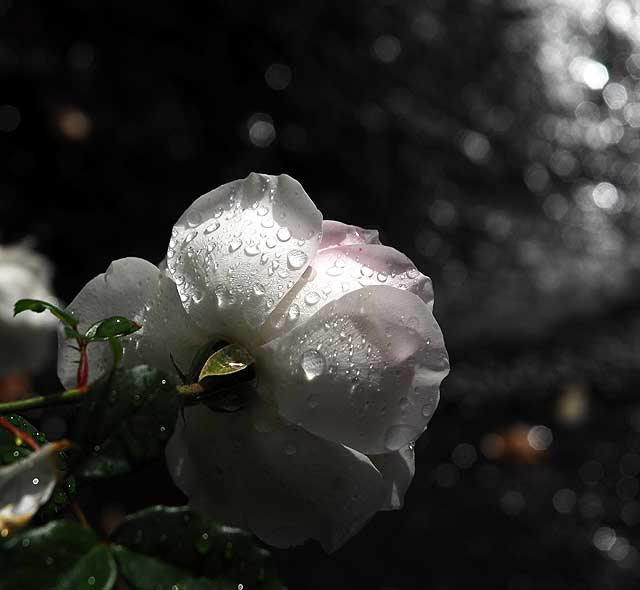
[77,343,89,389]
[0,416,40,450]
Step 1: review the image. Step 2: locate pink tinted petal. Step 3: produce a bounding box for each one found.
[319,220,380,251]
[260,243,433,342]
[256,285,449,455]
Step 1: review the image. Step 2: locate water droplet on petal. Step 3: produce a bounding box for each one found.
[288,303,300,321]
[244,242,260,256]
[304,291,320,306]
[287,249,308,270]
[277,227,291,242]
[284,442,297,455]
[185,230,198,244]
[253,283,266,296]
[187,211,202,227]
[229,238,242,252]
[257,205,269,216]
[301,349,326,380]
[204,222,220,234]
[422,403,436,418]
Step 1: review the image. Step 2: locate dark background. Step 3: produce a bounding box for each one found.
[3,1,640,588]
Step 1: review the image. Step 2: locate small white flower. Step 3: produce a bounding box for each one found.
[0,243,59,376]
[0,442,67,535]
[57,173,449,551]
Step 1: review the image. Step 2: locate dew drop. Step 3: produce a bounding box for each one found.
[287,249,308,270]
[277,227,291,242]
[304,291,320,306]
[204,221,220,234]
[265,236,277,248]
[288,303,300,321]
[262,218,274,228]
[244,242,260,256]
[185,230,198,244]
[257,205,269,216]
[360,265,374,278]
[253,283,266,296]
[301,349,326,380]
[422,403,436,418]
[229,238,242,252]
[187,210,202,227]
[284,442,297,455]
[377,272,388,282]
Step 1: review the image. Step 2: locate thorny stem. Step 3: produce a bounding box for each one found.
[0,382,207,415]
[0,416,40,450]
[0,387,89,415]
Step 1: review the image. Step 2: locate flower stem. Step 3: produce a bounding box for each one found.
[0,387,88,415]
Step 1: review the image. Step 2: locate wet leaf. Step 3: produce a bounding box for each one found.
[13,299,78,330]
[84,316,141,342]
[0,520,116,590]
[111,506,282,590]
[72,366,177,478]
[112,545,230,590]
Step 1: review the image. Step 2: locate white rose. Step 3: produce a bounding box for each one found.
[57,173,449,551]
[0,243,59,376]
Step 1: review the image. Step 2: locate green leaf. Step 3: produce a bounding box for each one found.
[0,415,76,520]
[13,299,78,330]
[112,546,227,590]
[198,344,254,380]
[84,316,142,342]
[72,366,177,478]
[0,520,117,590]
[111,506,282,590]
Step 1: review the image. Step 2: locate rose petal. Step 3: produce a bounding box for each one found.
[0,442,67,534]
[319,220,380,250]
[368,445,415,510]
[57,257,208,389]
[256,285,449,455]
[166,173,322,347]
[166,401,387,552]
[259,243,433,341]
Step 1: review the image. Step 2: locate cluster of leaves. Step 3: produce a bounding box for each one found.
[0,300,281,590]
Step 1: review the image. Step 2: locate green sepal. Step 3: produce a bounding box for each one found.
[72,366,177,478]
[111,506,282,590]
[0,414,76,520]
[84,316,141,342]
[0,520,117,590]
[13,299,78,330]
